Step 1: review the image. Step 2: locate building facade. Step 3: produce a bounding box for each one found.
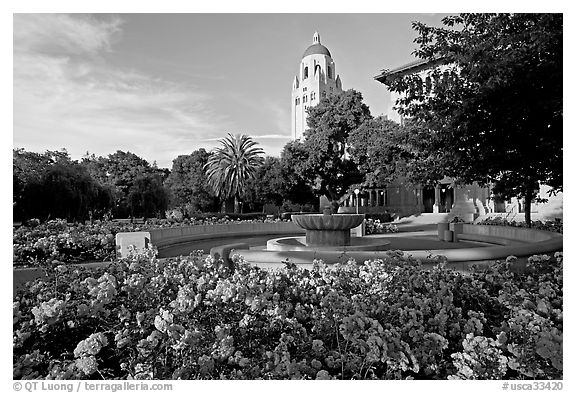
[291,32,342,140]
[369,59,562,222]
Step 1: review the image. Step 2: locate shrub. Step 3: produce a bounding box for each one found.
[365,213,392,223]
[476,217,562,233]
[365,219,398,235]
[13,249,562,380]
[165,209,184,223]
[13,216,289,267]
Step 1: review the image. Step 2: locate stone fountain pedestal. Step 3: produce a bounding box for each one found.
[291,213,365,247]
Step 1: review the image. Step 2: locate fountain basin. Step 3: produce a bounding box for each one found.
[267,236,390,252]
[292,213,365,247]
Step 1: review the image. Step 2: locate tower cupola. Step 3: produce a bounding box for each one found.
[291,32,343,140]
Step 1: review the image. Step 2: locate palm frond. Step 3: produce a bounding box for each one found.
[203,133,265,201]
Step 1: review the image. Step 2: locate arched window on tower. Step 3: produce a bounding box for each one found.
[327,66,332,79]
[303,67,308,79]
[315,64,321,77]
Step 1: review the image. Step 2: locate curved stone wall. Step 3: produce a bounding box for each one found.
[231,224,562,269]
[149,221,305,248]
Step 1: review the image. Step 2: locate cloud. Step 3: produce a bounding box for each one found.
[13,14,230,168]
[14,14,122,56]
[252,134,291,139]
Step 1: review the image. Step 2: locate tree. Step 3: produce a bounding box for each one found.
[295,89,371,208]
[164,149,218,213]
[387,13,562,226]
[279,141,321,209]
[204,133,265,213]
[14,149,55,220]
[81,151,160,218]
[348,117,447,188]
[243,156,284,212]
[13,148,113,222]
[127,174,169,220]
[21,162,113,222]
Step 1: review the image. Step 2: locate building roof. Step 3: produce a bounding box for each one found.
[302,32,332,59]
[374,57,445,85]
[302,43,332,58]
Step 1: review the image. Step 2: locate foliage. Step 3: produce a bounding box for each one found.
[164,149,218,213]
[14,148,171,221]
[348,117,444,188]
[13,148,71,182]
[475,217,562,233]
[204,134,265,213]
[243,156,285,211]
[386,14,562,226]
[13,216,288,267]
[127,175,169,220]
[19,161,112,220]
[13,249,562,380]
[15,153,113,222]
[278,142,319,208]
[364,219,398,235]
[13,219,118,267]
[292,89,371,204]
[81,151,167,218]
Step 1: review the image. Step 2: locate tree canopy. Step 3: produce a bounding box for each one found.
[386,13,562,225]
[127,174,169,220]
[81,150,166,217]
[164,149,218,213]
[18,160,113,222]
[295,89,371,205]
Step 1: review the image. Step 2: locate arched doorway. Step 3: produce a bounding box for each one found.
[440,185,454,213]
[423,186,435,213]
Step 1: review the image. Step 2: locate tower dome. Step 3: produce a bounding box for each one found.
[302,31,332,58]
[292,31,343,140]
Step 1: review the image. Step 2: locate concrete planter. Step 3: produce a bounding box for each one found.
[450,223,464,235]
[438,223,449,241]
[443,230,454,242]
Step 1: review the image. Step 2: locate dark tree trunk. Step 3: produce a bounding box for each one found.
[524,186,533,228]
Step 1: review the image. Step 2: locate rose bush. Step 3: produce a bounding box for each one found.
[364,219,398,235]
[475,217,562,233]
[13,216,288,267]
[13,248,562,380]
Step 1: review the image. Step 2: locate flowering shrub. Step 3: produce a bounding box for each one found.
[476,217,562,233]
[365,219,399,235]
[13,216,289,267]
[13,248,562,380]
[13,219,118,267]
[165,209,184,223]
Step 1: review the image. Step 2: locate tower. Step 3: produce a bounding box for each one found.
[291,32,343,140]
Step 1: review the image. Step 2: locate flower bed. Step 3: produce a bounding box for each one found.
[13,250,562,380]
[475,217,562,233]
[13,217,289,267]
[365,219,399,235]
[13,219,118,267]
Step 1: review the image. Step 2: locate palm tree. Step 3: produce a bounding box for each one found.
[204,133,265,213]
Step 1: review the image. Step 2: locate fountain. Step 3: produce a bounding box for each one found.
[292,212,363,246]
[266,210,390,252]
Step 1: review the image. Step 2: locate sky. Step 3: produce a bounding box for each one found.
[13,12,451,169]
